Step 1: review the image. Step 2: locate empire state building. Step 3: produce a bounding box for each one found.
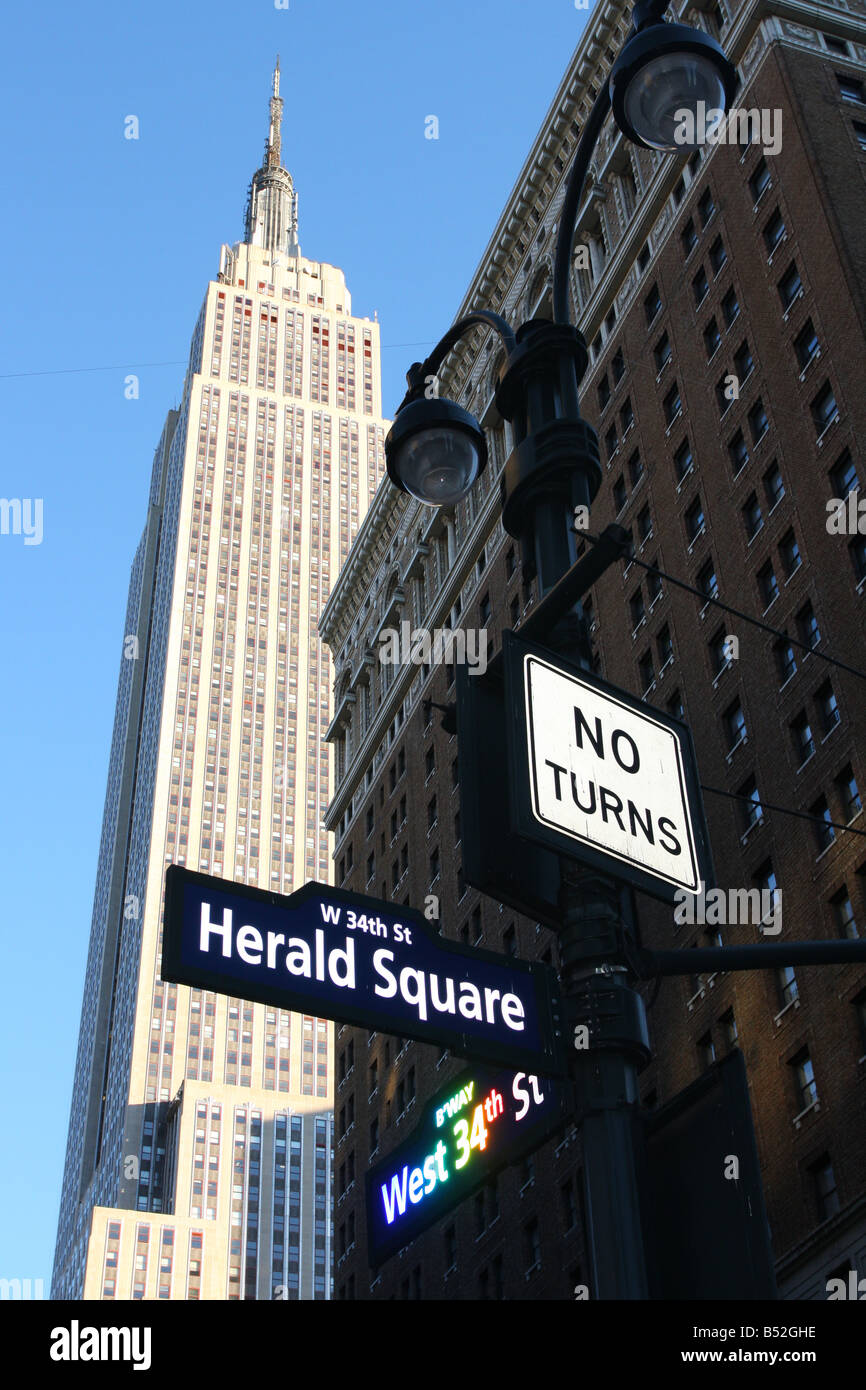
[51,61,388,1300]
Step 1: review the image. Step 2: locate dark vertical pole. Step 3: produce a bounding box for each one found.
[527,419,651,1300]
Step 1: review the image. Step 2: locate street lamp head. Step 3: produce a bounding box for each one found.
[385,395,488,507]
[609,21,738,152]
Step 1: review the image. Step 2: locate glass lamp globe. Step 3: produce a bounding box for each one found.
[610,22,738,153]
[623,51,728,150]
[385,397,487,507]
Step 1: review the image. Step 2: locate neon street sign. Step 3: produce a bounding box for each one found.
[504,632,714,904]
[162,867,567,1077]
[366,1064,567,1265]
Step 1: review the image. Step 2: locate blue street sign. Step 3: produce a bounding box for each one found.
[366,1063,568,1265]
[162,867,568,1077]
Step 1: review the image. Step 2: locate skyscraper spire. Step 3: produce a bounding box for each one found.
[245,57,299,257]
[266,56,282,169]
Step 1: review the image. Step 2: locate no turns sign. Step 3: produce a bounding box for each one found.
[504,633,713,903]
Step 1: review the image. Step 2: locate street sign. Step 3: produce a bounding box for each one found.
[504,632,714,904]
[366,1063,568,1265]
[456,656,564,930]
[162,866,568,1077]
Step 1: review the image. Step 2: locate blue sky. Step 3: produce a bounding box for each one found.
[0,0,589,1289]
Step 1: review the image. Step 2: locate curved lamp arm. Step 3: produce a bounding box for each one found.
[400,309,518,407]
[551,81,612,326]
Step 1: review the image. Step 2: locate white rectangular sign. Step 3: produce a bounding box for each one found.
[523,652,703,895]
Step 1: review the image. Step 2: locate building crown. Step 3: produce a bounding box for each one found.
[244,57,300,258]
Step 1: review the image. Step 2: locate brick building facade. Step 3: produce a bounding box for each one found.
[321,0,866,1299]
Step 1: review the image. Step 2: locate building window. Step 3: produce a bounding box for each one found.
[763,461,784,509]
[674,438,693,483]
[614,475,628,514]
[763,207,785,255]
[791,710,815,765]
[728,429,748,474]
[778,262,803,311]
[685,495,705,544]
[830,448,858,499]
[724,700,747,751]
[709,236,727,275]
[612,347,625,383]
[824,34,849,56]
[703,318,721,359]
[794,319,820,371]
[811,381,839,436]
[831,888,858,940]
[810,795,836,853]
[681,217,698,256]
[698,1031,715,1068]
[757,561,779,609]
[774,637,797,685]
[816,680,840,734]
[777,964,798,1008]
[796,600,820,650]
[748,158,771,203]
[720,1008,738,1048]
[851,535,866,584]
[598,374,611,411]
[628,449,643,485]
[739,776,763,830]
[748,399,769,443]
[733,339,754,382]
[710,628,730,677]
[692,265,709,304]
[779,529,801,578]
[697,559,718,601]
[837,764,861,820]
[837,72,866,103]
[654,332,672,373]
[638,651,655,693]
[644,283,662,324]
[853,120,866,152]
[811,1155,840,1221]
[742,492,763,541]
[792,1050,818,1110]
[663,382,682,426]
[721,285,739,327]
[698,187,715,226]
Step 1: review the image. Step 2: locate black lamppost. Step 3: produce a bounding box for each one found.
[384,4,738,1299]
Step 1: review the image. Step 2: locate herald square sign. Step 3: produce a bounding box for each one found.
[366,1063,567,1265]
[504,632,714,904]
[162,866,567,1078]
